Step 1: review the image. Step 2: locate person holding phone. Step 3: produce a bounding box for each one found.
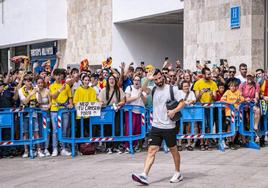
[49,69,73,157]
[193,67,218,151]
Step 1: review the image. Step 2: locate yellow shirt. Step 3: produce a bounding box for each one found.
[73,86,97,104]
[260,80,267,96]
[221,90,244,116]
[73,86,98,119]
[49,82,72,112]
[193,79,218,103]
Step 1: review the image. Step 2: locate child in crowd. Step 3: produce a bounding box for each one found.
[221,81,244,150]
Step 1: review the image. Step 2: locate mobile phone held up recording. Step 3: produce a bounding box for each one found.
[202,88,211,93]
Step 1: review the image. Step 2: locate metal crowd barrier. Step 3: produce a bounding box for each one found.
[238,102,260,150]
[57,105,146,157]
[0,108,49,158]
[147,102,237,152]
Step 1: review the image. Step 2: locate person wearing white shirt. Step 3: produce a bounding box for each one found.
[132,69,185,185]
[124,75,146,153]
[236,63,247,84]
[177,81,196,151]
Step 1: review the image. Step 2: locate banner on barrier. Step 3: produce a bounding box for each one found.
[75,102,102,117]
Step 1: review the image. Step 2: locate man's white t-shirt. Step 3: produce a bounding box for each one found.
[152,84,183,129]
[236,75,247,84]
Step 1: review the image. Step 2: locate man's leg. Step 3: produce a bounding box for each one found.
[144,145,159,175]
[169,146,180,172]
[132,127,162,185]
[132,145,159,185]
[164,128,183,183]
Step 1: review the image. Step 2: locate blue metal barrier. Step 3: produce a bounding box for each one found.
[57,105,146,157]
[238,102,260,150]
[147,102,237,152]
[0,108,49,158]
[178,102,237,151]
[260,109,268,137]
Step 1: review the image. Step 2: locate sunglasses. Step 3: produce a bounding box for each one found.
[229,71,235,73]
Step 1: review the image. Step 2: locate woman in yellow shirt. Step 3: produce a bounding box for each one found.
[221,81,244,149]
[73,74,98,141]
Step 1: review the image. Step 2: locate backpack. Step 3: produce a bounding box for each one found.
[80,143,96,155]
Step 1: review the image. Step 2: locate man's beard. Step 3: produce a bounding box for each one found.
[155,80,164,87]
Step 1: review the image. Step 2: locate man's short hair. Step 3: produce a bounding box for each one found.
[53,68,61,76]
[71,68,79,74]
[128,66,134,71]
[201,67,211,75]
[256,68,264,73]
[229,66,236,71]
[153,69,162,76]
[135,67,144,72]
[239,63,247,69]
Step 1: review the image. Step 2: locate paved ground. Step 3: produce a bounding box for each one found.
[1,147,268,188]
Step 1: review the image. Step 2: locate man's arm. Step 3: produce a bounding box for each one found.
[167,100,185,119]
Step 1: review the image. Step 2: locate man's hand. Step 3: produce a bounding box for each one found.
[119,62,125,70]
[147,70,154,81]
[59,84,66,92]
[167,109,176,119]
[56,52,62,60]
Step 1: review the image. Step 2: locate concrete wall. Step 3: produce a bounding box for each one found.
[184,0,265,71]
[113,0,184,23]
[60,0,112,68]
[0,0,67,48]
[112,23,183,68]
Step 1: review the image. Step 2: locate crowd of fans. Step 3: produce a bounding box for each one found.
[0,55,267,158]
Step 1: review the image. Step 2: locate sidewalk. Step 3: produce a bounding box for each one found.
[0,147,268,188]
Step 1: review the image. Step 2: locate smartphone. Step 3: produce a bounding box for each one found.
[220,59,224,66]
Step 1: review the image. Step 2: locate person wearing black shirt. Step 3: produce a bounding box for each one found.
[225,66,241,90]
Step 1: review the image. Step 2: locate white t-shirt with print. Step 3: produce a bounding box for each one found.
[152,84,183,129]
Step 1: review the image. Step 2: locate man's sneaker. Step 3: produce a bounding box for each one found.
[44,149,51,157]
[113,148,122,154]
[61,149,71,156]
[51,149,58,157]
[255,136,260,143]
[134,146,141,153]
[254,129,262,138]
[228,142,238,150]
[33,151,37,157]
[222,140,228,149]
[170,172,183,183]
[37,150,45,158]
[132,173,149,185]
[107,148,113,154]
[125,147,130,154]
[22,151,29,158]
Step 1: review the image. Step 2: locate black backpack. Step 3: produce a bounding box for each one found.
[152,85,182,121]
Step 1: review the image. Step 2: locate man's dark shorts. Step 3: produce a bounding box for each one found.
[148,126,177,148]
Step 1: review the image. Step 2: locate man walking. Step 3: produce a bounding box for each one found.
[132,69,185,185]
